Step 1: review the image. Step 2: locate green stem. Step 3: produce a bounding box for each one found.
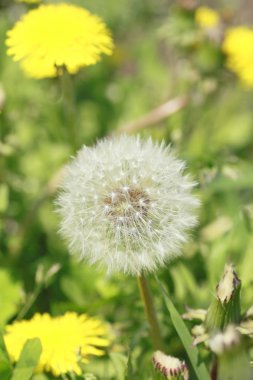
[16,282,43,320]
[59,66,78,152]
[137,275,165,351]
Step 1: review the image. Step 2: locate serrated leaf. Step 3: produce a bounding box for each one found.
[156,278,211,380]
[10,338,42,380]
[0,330,12,380]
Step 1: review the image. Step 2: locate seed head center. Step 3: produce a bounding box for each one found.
[104,187,150,220]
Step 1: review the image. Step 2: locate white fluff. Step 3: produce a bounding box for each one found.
[56,135,199,275]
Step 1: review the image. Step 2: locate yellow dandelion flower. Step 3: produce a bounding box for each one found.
[195,6,220,29]
[4,312,109,376]
[6,3,114,79]
[222,26,253,86]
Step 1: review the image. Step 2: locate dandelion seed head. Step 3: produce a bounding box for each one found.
[57,135,199,275]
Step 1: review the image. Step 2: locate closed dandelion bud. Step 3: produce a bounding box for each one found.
[152,351,189,380]
[209,325,253,380]
[56,135,199,275]
[205,264,241,332]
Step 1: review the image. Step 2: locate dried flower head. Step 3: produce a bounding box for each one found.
[4,312,109,376]
[152,351,189,379]
[57,135,199,275]
[6,3,114,78]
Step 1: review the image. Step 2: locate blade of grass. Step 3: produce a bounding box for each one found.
[0,330,12,380]
[109,352,127,380]
[156,277,211,380]
[10,338,42,380]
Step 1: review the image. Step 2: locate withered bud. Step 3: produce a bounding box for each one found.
[152,351,189,380]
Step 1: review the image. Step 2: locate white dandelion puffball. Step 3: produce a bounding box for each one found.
[57,135,199,275]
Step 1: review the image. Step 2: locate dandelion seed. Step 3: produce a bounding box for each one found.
[57,135,199,275]
[6,3,114,78]
[4,312,109,376]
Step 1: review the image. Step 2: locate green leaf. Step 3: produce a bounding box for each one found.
[60,276,87,306]
[0,269,22,326]
[239,236,253,287]
[170,263,207,304]
[31,375,49,380]
[125,348,135,380]
[0,184,9,213]
[0,329,12,380]
[10,338,42,380]
[82,374,98,380]
[218,350,253,380]
[109,353,127,380]
[156,278,211,380]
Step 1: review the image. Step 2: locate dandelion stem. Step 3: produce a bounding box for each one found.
[59,66,78,151]
[137,275,165,351]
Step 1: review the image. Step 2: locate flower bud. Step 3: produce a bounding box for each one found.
[152,351,189,380]
[205,264,241,332]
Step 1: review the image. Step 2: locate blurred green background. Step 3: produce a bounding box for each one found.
[0,0,253,379]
